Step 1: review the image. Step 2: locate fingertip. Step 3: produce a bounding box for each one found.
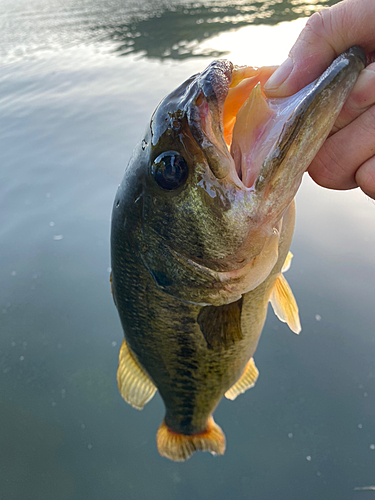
[355,158,375,200]
[347,64,375,109]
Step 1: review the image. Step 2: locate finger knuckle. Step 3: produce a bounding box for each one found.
[303,7,348,55]
[304,9,333,40]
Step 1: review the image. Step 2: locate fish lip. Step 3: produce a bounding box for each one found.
[187,60,236,180]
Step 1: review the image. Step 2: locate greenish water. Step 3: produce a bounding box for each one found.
[1,1,375,499]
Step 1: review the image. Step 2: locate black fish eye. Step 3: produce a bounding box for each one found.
[151,151,188,190]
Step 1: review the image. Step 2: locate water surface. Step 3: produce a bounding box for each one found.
[1,1,375,499]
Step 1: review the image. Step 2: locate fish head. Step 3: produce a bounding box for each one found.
[113,48,365,306]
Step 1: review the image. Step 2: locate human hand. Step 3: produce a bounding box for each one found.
[264,0,375,199]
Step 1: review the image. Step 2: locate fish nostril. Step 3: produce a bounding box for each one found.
[116,200,120,208]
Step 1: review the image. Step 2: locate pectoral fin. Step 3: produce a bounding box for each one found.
[225,358,259,400]
[117,339,157,410]
[282,251,293,273]
[197,298,243,350]
[270,273,301,334]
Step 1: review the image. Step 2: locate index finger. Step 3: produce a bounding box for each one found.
[264,0,375,97]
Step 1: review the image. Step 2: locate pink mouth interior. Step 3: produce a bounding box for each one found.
[223,66,310,188]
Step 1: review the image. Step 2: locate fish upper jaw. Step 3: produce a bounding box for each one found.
[186,60,239,183]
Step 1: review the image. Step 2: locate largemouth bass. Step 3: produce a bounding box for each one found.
[111,47,365,461]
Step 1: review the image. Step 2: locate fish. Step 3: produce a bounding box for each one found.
[110,47,365,461]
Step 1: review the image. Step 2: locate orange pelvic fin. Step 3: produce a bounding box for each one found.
[156,417,226,462]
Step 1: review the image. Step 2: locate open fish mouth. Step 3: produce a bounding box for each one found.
[192,47,366,204]
[134,48,365,306]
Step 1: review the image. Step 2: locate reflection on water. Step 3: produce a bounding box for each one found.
[93,0,339,59]
[0,0,339,61]
[1,0,375,499]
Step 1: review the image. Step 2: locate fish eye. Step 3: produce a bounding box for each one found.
[152,151,188,190]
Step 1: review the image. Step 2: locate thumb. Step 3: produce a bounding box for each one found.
[264,0,373,97]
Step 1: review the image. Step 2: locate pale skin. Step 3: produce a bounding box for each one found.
[264,0,375,199]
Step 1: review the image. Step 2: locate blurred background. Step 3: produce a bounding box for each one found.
[1,1,375,499]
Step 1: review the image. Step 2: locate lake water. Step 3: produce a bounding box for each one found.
[1,1,375,499]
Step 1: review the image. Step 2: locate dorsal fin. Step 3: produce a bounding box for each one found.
[157,416,225,462]
[117,339,157,410]
[197,298,243,349]
[225,357,259,400]
[270,273,301,334]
